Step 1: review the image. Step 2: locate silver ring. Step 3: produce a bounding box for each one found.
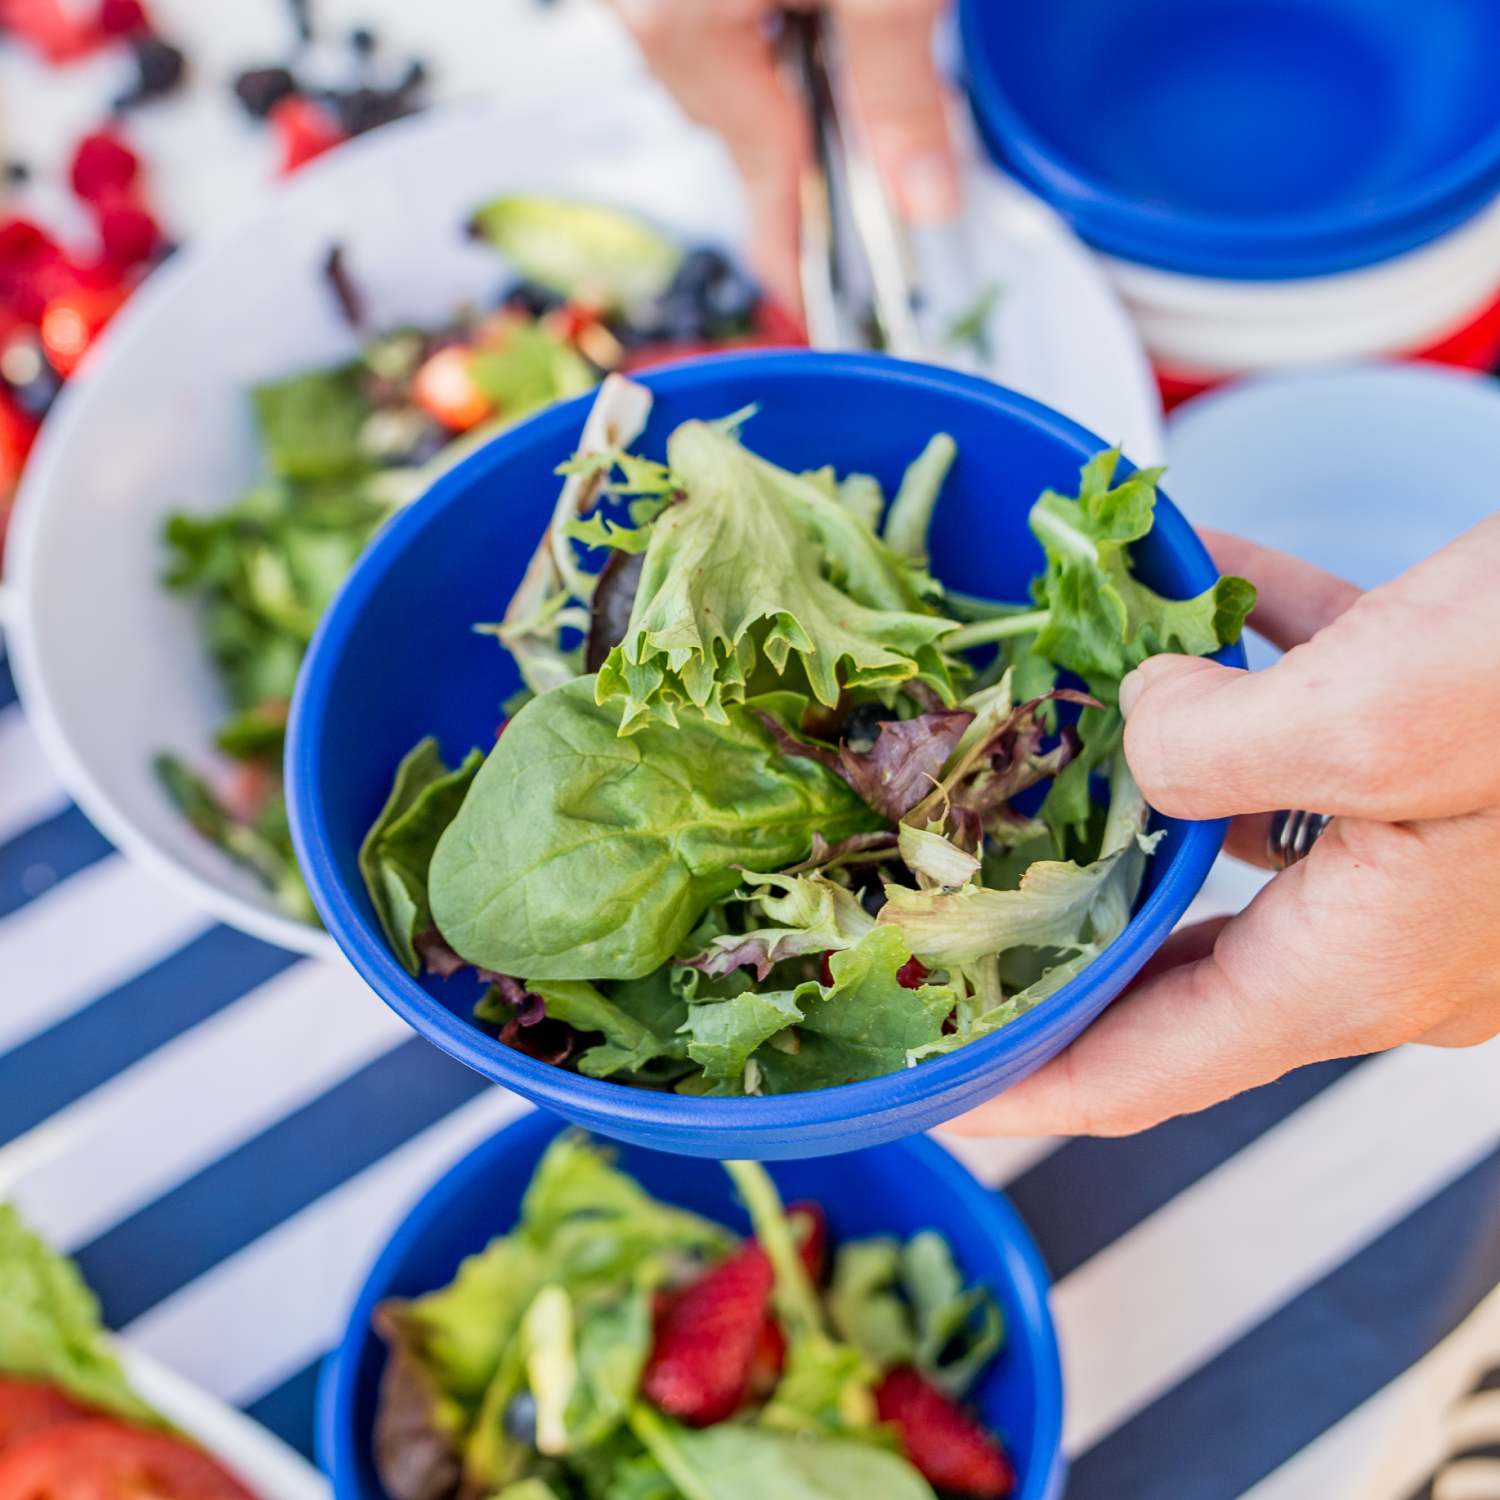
[1268,809,1332,870]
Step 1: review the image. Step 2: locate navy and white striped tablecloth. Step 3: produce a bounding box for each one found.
[3,646,1498,1499]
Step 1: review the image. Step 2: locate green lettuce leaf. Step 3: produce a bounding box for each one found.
[681,870,876,981]
[252,366,371,481]
[900,1232,1003,1399]
[526,980,689,1080]
[597,421,959,733]
[627,1406,934,1500]
[360,737,484,975]
[429,676,882,980]
[902,759,1160,1055]
[1028,448,1253,684]
[758,928,957,1093]
[1025,449,1255,842]
[826,1239,914,1372]
[406,1135,727,1408]
[0,1203,159,1424]
[681,989,805,1083]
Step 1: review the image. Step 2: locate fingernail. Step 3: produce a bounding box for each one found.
[897,151,960,222]
[1119,669,1144,719]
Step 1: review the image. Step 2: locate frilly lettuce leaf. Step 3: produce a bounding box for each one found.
[429,676,881,981]
[0,1204,160,1425]
[1029,447,1254,684]
[597,421,959,734]
[880,757,1157,972]
[682,869,876,981]
[681,989,805,1083]
[680,927,957,1094]
[1027,448,1255,843]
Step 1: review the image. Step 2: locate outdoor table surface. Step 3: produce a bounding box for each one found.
[5,641,1500,1500]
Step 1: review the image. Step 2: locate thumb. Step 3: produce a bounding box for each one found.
[1125,513,1500,822]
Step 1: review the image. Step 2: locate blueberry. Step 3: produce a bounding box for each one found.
[502,280,564,318]
[503,1390,538,1446]
[842,700,898,753]
[115,36,186,108]
[234,67,297,119]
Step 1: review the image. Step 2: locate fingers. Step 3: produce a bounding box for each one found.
[946,810,1500,1137]
[834,0,958,221]
[610,0,807,312]
[1124,914,1232,990]
[1198,529,1361,652]
[1126,514,1500,821]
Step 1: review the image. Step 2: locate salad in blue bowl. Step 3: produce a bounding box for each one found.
[287,351,1250,1157]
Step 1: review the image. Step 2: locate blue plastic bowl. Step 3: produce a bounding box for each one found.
[315,1109,1066,1500]
[961,0,1500,279]
[287,350,1240,1158]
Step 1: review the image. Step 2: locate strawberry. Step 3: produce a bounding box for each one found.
[641,1242,774,1425]
[818,950,928,992]
[743,1313,786,1402]
[875,1367,1015,1499]
[70,134,138,203]
[787,1199,828,1284]
[411,345,494,432]
[268,96,347,174]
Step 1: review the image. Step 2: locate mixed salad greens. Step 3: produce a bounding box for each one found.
[361,375,1254,1095]
[0,1203,257,1499]
[373,1132,1014,1500]
[157,198,777,921]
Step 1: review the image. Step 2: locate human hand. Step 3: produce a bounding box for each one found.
[607,0,959,314]
[946,518,1500,1139]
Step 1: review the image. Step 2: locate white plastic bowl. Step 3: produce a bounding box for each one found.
[1105,193,1500,386]
[3,87,1161,955]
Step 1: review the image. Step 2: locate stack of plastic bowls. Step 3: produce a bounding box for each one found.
[961,0,1500,403]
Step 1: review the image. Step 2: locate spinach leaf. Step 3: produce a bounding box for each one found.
[597,421,959,733]
[430,677,882,980]
[361,737,484,975]
[0,1204,160,1425]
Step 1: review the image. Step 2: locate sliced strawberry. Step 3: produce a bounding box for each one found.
[0,0,101,62]
[40,285,128,376]
[411,345,494,431]
[896,956,930,990]
[743,1314,786,1402]
[875,1367,1015,1499]
[641,1242,774,1425]
[787,1199,828,1284]
[268,96,347,174]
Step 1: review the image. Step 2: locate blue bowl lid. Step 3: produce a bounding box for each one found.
[961,0,1500,280]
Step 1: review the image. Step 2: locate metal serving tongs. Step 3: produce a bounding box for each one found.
[778,8,923,356]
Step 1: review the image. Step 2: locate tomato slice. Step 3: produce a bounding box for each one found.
[0,1380,92,1455]
[0,1419,258,1500]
